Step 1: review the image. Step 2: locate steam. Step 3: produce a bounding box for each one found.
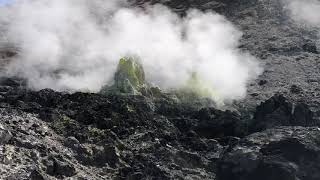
[0,0,262,102]
[284,0,320,27]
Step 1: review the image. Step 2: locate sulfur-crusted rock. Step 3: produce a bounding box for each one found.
[0,0,319,179]
[100,57,147,95]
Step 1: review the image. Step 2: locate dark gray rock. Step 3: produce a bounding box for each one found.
[64,136,81,150]
[192,108,245,138]
[302,41,318,54]
[43,156,77,177]
[218,126,320,180]
[0,0,318,179]
[29,169,46,180]
[250,95,316,132]
[0,124,12,145]
[290,84,303,94]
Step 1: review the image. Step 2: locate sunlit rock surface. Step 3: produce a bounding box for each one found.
[101,57,147,95]
[0,0,319,179]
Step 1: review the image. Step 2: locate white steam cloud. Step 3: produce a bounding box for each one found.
[0,0,262,102]
[284,0,320,27]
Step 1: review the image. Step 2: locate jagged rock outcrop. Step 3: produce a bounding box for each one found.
[100,57,164,99]
[0,75,317,179]
[0,0,319,179]
[249,94,316,132]
[0,79,225,179]
[100,57,147,95]
[218,126,320,180]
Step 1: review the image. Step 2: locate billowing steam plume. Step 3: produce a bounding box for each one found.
[284,0,320,27]
[0,0,262,102]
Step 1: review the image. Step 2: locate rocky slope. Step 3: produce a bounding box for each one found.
[139,0,320,116]
[0,76,317,180]
[0,0,319,180]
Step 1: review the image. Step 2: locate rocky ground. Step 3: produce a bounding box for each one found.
[0,0,319,180]
[0,77,318,180]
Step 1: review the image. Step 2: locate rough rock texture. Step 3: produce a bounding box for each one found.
[223,0,320,117]
[0,0,320,179]
[100,57,148,95]
[135,0,320,119]
[0,81,225,179]
[249,94,316,132]
[218,126,320,180]
[0,76,317,179]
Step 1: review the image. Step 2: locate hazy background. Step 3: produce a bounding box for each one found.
[284,0,320,27]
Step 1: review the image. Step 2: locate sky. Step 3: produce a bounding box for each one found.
[0,0,11,5]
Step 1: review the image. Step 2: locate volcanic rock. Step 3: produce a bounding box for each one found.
[100,57,148,95]
[250,95,316,132]
[302,41,318,54]
[0,0,319,179]
[0,124,12,145]
[218,126,320,180]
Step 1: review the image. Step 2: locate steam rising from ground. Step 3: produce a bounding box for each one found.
[0,0,262,102]
[284,0,320,27]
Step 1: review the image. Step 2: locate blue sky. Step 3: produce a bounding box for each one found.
[0,0,12,5]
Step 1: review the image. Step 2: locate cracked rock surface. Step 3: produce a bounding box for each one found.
[0,0,320,179]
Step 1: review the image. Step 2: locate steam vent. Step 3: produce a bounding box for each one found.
[101,57,147,95]
[0,0,320,180]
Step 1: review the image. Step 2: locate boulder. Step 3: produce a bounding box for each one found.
[302,42,318,54]
[100,57,146,95]
[218,126,320,180]
[250,95,315,132]
[0,124,12,145]
[43,156,77,177]
[192,108,244,138]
